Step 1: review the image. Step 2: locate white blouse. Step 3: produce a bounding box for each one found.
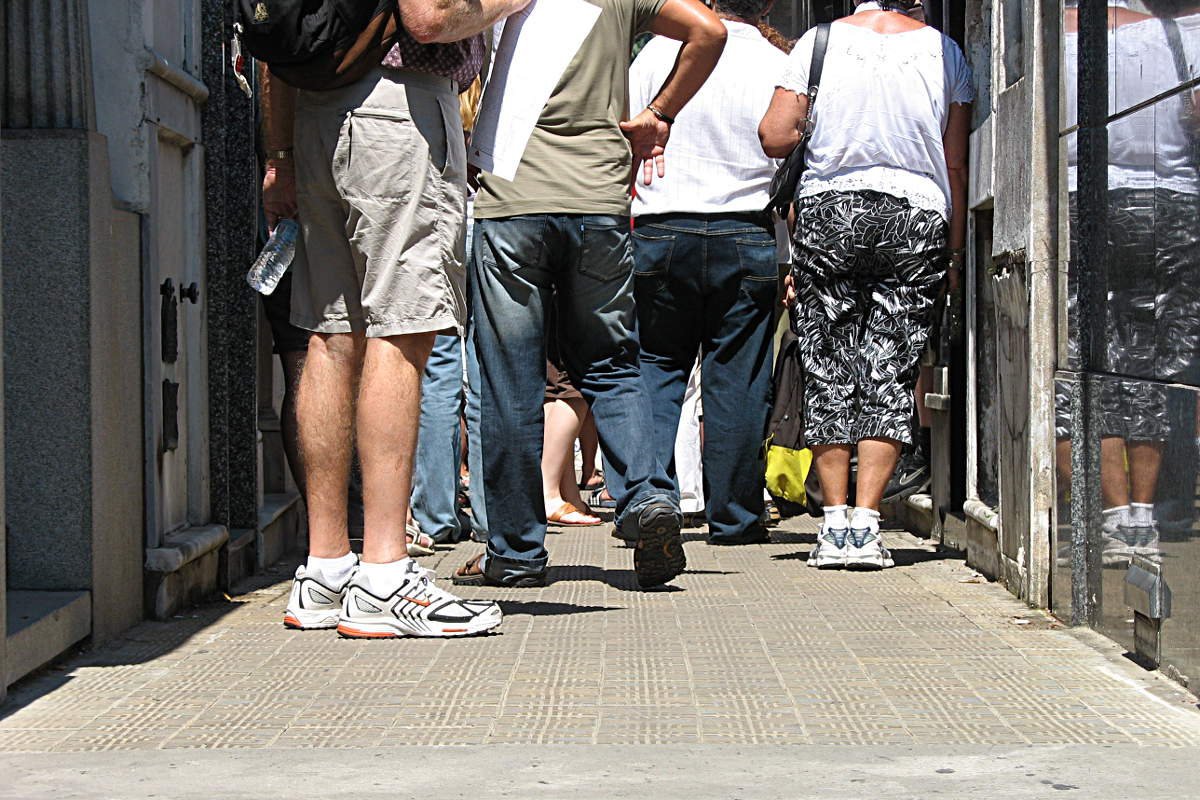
[778,9,974,219]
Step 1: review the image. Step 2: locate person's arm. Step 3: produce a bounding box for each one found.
[619,0,726,185]
[260,63,298,231]
[758,87,809,159]
[943,102,970,292]
[399,0,533,44]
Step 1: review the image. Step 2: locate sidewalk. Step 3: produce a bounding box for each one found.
[2,516,1198,796]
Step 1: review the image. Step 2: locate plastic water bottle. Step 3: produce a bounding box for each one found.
[247,219,299,295]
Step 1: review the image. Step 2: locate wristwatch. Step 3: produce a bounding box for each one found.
[266,148,293,160]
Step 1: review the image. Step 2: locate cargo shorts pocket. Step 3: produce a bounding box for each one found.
[578,218,633,283]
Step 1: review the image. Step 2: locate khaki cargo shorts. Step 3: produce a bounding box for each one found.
[291,68,467,338]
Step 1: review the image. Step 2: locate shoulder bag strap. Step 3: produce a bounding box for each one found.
[806,23,832,112]
[1159,16,1200,167]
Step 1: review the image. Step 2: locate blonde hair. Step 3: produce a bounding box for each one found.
[459,77,483,133]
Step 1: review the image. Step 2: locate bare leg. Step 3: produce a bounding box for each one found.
[357,332,437,565]
[297,332,365,559]
[278,350,307,498]
[578,411,601,488]
[855,437,903,511]
[1100,436,1130,509]
[559,452,590,511]
[542,397,595,519]
[1127,440,1164,506]
[812,444,853,507]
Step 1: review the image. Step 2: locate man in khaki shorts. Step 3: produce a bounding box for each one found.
[261,0,529,639]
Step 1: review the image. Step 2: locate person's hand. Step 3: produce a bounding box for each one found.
[619,107,671,186]
[263,159,297,231]
[782,272,797,308]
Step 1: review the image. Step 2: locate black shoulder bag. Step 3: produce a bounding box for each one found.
[764,23,831,216]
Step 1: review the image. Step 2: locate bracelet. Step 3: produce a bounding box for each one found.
[647,104,675,125]
[266,148,293,160]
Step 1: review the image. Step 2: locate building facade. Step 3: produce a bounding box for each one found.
[1,0,301,697]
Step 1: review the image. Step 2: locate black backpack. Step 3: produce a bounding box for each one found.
[233,0,402,91]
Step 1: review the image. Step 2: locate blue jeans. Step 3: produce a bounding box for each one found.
[412,333,467,543]
[633,214,777,542]
[472,214,678,582]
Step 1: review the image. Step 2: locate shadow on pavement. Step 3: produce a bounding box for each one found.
[497,600,621,617]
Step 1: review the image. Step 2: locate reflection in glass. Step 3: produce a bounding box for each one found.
[1063,2,1200,661]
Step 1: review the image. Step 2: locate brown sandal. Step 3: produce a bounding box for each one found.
[547,502,603,527]
[452,553,546,588]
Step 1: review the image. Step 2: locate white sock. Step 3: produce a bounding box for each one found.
[823,505,849,529]
[1102,505,1130,532]
[306,552,358,587]
[357,558,413,597]
[1130,503,1156,527]
[851,507,881,532]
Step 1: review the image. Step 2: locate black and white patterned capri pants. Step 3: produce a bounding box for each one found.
[791,190,948,446]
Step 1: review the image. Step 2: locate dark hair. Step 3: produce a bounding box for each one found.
[714,0,774,21]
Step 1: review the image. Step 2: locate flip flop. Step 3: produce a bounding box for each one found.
[547,502,603,527]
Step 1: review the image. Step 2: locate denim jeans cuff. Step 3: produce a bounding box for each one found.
[482,548,549,582]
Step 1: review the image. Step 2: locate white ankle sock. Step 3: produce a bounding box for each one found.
[850,507,881,531]
[358,558,412,597]
[306,552,357,587]
[1130,503,1156,527]
[823,505,849,529]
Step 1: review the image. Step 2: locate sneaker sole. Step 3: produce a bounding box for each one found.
[635,511,686,589]
[807,553,846,569]
[845,547,893,570]
[283,611,340,630]
[336,614,502,639]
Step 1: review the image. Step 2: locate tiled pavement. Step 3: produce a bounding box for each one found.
[2,516,1199,752]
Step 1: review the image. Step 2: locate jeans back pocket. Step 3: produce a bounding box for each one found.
[578,218,633,283]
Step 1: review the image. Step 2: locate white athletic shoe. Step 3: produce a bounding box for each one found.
[284,562,356,630]
[808,524,848,568]
[337,561,502,639]
[845,527,894,570]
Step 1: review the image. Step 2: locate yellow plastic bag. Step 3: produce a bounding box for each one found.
[764,438,812,506]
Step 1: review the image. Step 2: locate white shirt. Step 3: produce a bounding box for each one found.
[630,21,787,216]
[778,9,974,219]
[1064,10,1200,194]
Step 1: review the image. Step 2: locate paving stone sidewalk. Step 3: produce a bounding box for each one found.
[2,516,1199,752]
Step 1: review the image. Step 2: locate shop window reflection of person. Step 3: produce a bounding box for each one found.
[1062,0,1200,565]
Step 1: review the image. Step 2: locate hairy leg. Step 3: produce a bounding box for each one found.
[298,332,365,559]
[357,332,437,564]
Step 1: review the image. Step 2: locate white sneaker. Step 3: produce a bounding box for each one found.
[337,561,502,639]
[284,563,356,630]
[808,524,848,568]
[845,527,894,570]
[1130,524,1161,561]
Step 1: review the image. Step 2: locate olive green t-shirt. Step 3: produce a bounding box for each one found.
[474,0,666,219]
